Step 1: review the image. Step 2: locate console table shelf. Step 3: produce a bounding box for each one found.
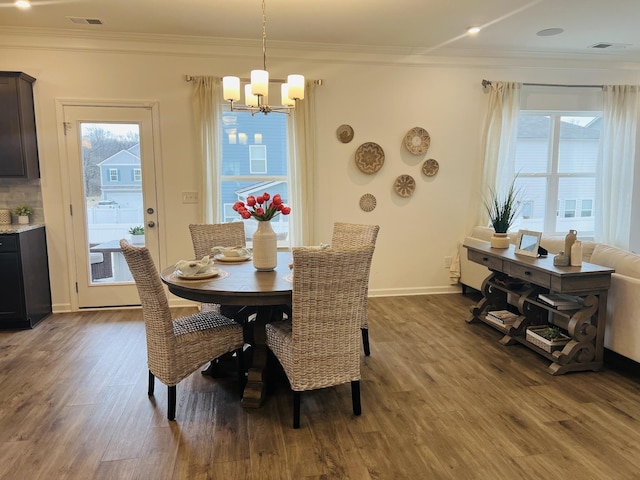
[464,238,614,375]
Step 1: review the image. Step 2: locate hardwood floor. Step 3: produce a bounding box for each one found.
[2,294,640,479]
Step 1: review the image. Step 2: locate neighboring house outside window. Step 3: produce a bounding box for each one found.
[97,144,143,208]
[219,110,290,245]
[512,112,599,236]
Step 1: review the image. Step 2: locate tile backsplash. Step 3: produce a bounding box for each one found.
[0,178,44,223]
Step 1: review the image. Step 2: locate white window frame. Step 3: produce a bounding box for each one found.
[133,168,142,181]
[109,168,119,181]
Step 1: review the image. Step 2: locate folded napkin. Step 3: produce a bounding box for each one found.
[211,246,251,257]
[175,255,211,276]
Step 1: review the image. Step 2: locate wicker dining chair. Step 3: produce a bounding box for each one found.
[189,222,247,313]
[119,239,245,421]
[265,244,375,428]
[331,222,380,356]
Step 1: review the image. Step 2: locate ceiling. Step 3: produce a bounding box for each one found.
[2,0,640,63]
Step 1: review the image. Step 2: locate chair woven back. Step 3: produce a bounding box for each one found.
[189,223,246,259]
[331,222,379,249]
[120,240,177,380]
[331,222,378,349]
[288,245,374,390]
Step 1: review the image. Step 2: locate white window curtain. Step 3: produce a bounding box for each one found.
[477,81,521,226]
[192,76,317,245]
[596,85,639,250]
[192,76,222,223]
[288,79,317,246]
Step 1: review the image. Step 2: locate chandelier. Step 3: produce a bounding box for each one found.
[222,0,305,115]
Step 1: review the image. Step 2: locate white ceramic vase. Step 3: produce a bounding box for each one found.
[252,220,277,271]
[18,215,29,224]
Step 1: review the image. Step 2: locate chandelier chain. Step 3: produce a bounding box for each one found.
[262,0,267,71]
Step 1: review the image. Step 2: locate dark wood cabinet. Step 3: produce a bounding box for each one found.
[0,71,40,179]
[0,227,51,329]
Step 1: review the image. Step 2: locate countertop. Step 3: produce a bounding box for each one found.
[0,223,45,234]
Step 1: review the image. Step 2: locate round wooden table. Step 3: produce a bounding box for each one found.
[160,251,293,407]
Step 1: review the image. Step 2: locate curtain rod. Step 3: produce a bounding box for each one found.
[482,79,603,89]
[185,75,323,86]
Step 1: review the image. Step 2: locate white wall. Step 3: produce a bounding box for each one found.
[1,30,639,311]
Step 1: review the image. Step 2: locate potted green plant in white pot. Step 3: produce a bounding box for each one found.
[13,205,33,225]
[484,178,521,249]
[128,225,145,245]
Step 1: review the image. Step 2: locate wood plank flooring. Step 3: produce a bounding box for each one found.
[1,294,640,479]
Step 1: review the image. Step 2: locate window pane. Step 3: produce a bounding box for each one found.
[220,109,290,244]
[515,115,550,174]
[558,116,600,173]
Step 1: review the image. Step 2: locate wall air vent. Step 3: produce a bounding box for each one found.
[589,42,630,49]
[66,17,104,25]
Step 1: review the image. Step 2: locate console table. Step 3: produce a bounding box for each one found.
[463,237,614,375]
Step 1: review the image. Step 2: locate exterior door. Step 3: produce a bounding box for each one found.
[62,104,160,308]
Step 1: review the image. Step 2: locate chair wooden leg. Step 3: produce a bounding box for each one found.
[168,385,176,421]
[362,328,370,356]
[293,391,301,429]
[351,380,361,416]
[148,370,155,396]
[237,346,246,397]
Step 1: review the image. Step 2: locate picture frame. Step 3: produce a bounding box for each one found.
[514,230,542,257]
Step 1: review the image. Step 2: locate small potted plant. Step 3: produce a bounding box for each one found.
[128,225,145,245]
[13,205,33,225]
[484,177,521,248]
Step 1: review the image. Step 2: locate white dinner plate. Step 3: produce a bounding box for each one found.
[175,267,220,279]
[214,253,252,263]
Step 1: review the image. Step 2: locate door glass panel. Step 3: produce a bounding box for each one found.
[81,123,143,284]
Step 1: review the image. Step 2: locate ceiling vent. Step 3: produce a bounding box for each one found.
[589,42,630,49]
[66,17,104,25]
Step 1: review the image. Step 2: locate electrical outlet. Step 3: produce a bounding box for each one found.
[444,256,452,268]
[182,192,199,204]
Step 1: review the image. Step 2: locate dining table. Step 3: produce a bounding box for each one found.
[160,251,293,408]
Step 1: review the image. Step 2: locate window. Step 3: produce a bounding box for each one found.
[513,112,600,235]
[133,168,142,181]
[109,168,119,181]
[564,199,576,218]
[249,145,267,174]
[219,110,290,245]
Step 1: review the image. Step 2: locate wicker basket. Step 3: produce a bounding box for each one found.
[526,326,570,353]
[0,209,11,225]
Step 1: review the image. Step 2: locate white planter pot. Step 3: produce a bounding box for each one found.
[130,234,145,245]
[18,215,30,224]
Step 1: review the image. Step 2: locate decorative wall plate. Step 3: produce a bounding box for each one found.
[422,158,439,177]
[404,127,431,155]
[394,175,416,197]
[359,193,377,212]
[355,142,385,174]
[336,124,354,143]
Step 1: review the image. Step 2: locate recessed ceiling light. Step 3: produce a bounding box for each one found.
[537,28,564,37]
[467,26,481,35]
[15,0,31,9]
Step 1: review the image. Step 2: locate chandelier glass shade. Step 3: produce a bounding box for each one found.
[222,0,304,115]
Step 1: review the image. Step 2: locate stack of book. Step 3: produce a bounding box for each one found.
[486,310,520,324]
[538,293,583,310]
